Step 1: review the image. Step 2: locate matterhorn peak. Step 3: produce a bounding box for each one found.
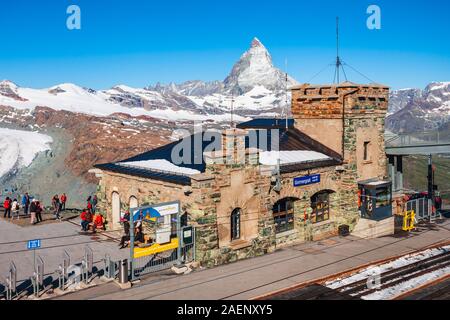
[223,38,297,95]
[251,37,264,48]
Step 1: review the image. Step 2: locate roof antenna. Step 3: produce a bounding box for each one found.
[230,94,235,129]
[334,17,347,84]
[285,58,289,131]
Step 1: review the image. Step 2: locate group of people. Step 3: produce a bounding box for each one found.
[2,192,68,225]
[3,194,45,225]
[118,210,144,249]
[3,197,19,219]
[79,195,102,232]
[51,193,68,220]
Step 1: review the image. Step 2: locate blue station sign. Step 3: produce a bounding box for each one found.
[293,174,321,187]
[27,239,41,250]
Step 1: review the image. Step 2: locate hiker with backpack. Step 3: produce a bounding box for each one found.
[30,199,38,225]
[52,195,62,220]
[11,198,20,220]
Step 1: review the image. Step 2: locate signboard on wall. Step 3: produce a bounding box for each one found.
[182,226,194,246]
[132,201,180,222]
[293,174,321,187]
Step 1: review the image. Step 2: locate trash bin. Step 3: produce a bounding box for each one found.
[338,225,350,237]
[119,259,129,284]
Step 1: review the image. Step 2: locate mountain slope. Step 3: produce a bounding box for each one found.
[387,82,450,133]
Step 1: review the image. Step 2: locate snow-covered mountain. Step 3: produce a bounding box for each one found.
[387,82,450,133]
[223,38,297,95]
[0,38,297,124]
[147,37,298,113]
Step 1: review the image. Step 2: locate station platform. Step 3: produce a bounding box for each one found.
[55,217,450,300]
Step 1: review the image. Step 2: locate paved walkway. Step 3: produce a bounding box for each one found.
[56,218,450,300]
[0,216,128,286]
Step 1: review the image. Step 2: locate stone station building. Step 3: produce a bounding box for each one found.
[91,81,393,267]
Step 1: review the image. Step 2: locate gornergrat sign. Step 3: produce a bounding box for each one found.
[293,174,321,187]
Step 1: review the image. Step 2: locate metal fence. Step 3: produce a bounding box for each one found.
[405,198,431,221]
[132,227,196,279]
[405,198,441,222]
[1,227,197,299]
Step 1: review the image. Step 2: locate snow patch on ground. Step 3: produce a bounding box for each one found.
[326,246,450,290]
[325,245,450,300]
[362,266,450,300]
[0,128,53,178]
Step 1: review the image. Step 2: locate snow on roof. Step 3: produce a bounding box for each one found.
[259,151,331,166]
[118,159,201,176]
[365,180,390,186]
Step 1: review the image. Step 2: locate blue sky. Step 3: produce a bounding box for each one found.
[0,0,449,90]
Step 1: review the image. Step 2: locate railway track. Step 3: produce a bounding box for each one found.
[259,243,450,300]
[330,250,450,299]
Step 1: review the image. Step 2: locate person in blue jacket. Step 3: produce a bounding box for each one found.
[22,193,30,215]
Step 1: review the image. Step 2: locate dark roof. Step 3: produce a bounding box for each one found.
[94,119,343,184]
[237,118,295,129]
[95,163,192,185]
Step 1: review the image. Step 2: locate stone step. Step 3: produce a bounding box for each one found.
[352,216,395,239]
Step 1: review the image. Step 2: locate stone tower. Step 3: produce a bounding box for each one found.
[290,81,390,182]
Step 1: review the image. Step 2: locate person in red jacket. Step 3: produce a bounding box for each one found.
[80,209,91,232]
[60,193,67,211]
[86,196,93,214]
[3,197,12,219]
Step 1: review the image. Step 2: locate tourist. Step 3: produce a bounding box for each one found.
[60,193,67,211]
[22,193,30,215]
[91,212,105,232]
[86,196,93,214]
[134,223,144,243]
[92,195,98,213]
[29,199,38,225]
[35,200,43,223]
[3,197,12,219]
[52,195,61,220]
[80,209,91,232]
[119,211,131,249]
[11,198,19,220]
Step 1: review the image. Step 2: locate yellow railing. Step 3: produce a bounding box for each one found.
[133,238,179,258]
[402,210,416,232]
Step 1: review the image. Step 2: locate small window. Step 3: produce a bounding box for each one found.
[231,208,241,241]
[363,141,370,161]
[311,191,331,224]
[273,198,295,234]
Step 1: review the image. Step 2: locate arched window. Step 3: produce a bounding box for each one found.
[273,198,296,233]
[129,196,138,210]
[111,192,121,226]
[311,191,333,224]
[230,208,241,241]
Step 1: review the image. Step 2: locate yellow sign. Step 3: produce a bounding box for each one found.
[402,210,416,232]
[133,238,179,258]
